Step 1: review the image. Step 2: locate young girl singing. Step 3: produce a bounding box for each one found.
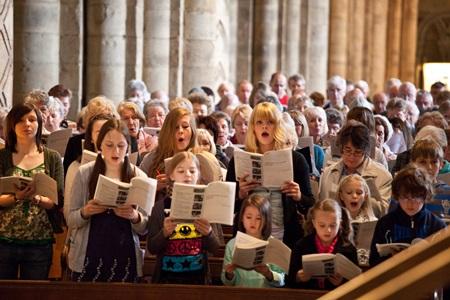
[67,119,149,282]
[287,199,357,290]
[221,194,285,287]
[147,151,220,284]
[338,174,377,266]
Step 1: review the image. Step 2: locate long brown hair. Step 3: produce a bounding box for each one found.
[147,107,197,178]
[88,119,135,198]
[237,194,272,240]
[304,198,354,246]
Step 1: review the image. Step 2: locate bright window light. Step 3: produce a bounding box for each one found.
[423,63,450,91]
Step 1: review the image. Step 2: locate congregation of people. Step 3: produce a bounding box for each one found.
[0,73,449,293]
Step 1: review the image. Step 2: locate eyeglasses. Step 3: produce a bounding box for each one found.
[398,196,423,203]
[342,147,365,158]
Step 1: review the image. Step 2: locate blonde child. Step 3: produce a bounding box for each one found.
[147,151,220,284]
[287,199,357,290]
[338,174,377,266]
[338,174,377,222]
[221,194,285,287]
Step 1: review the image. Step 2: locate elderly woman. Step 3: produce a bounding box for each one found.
[230,104,252,145]
[319,121,392,218]
[143,100,168,129]
[303,106,328,147]
[43,96,65,134]
[118,101,156,159]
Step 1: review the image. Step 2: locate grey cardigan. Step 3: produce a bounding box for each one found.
[67,162,148,276]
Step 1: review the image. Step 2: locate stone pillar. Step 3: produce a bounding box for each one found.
[60,0,83,119]
[85,0,127,104]
[300,0,329,94]
[362,0,374,83]
[225,0,238,85]
[0,0,13,108]
[346,0,365,81]
[400,0,418,82]
[168,0,184,98]
[143,0,171,94]
[252,0,279,83]
[370,0,388,94]
[182,0,223,96]
[328,0,348,78]
[236,0,253,82]
[14,0,60,103]
[125,0,144,88]
[385,0,402,80]
[281,0,301,77]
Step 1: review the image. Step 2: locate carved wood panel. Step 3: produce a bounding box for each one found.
[0,0,12,108]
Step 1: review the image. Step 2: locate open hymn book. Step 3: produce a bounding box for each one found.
[302,253,362,280]
[376,238,425,257]
[0,173,59,204]
[170,181,236,225]
[93,174,157,215]
[234,148,293,188]
[231,231,291,272]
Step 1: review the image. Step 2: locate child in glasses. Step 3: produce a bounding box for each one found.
[369,165,446,267]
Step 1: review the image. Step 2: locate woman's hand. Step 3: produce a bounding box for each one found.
[113,204,140,223]
[81,199,107,218]
[31,195,54,210]
[163,217,177,237]
[328,273,343,286]
[254,264,273,281]
[193,218,212,236]
[237,173,261,200]
[14,182,34,200]
[296,269,311,282]
[156,173,168,191]
[281,180,301,201]
[224,263,237,280]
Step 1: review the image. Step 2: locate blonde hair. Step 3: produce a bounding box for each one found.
[195,151,223,184]
[337,175,376,220]
[245,102,287,153]
[194,128,216,155]
[288,110,309,137]
[231,104,253,128]
[117,101,145,123]
[169,97,193,112]
[303,106,329,136]
[83,96,119,129]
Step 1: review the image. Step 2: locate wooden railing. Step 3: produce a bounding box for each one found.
[319,227,450,300]
[0,281,326,300]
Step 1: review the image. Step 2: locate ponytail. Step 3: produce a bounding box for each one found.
[339,205,354,246]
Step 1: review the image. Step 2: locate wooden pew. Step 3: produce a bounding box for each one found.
[0,281,327,300]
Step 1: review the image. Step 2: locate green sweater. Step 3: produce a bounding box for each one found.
[0,147,65,232]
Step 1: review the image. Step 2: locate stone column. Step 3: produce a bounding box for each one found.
[182,0,223,96]
[328,0,348,78]
[14,0,60,103]
[362,0,374,84]
[143,0,171,94]
[300,0,329,94]
[0,0,13,108]
[168,0,184,98]
[236,0,253,82]
[85,0,127,104]
[346,0,365,81]
[125,0,144,88]
[252,0,279,83]
[60,0,83,119]
[385,0,402,80]
[370,0,388,94]
[400,0,418,82]
[281,0,301,77]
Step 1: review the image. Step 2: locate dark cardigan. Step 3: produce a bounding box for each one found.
[0,147,65,232]
[226,150,315,249]
[287,233,358,290]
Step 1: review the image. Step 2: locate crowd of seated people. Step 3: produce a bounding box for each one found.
[0,76,448,295]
